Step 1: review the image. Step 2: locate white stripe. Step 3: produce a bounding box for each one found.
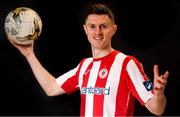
[103,53,127,117]
[85,61,101,117]
[79,58,93,89]
[126,60,153,103]
[56,64,79,87]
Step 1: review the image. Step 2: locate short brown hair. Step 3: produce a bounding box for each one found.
[83,3,115,24]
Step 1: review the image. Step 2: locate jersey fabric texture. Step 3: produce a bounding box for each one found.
[56,50,153,116]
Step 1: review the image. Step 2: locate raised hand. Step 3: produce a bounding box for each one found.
[8,36,34,58]
[153,65,169,95]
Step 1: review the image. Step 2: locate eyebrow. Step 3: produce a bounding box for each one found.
[86,23,109,26]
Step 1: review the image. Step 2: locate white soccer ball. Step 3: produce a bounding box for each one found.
[4,7,42,45]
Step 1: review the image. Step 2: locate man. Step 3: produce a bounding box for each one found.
[10,3,169,116]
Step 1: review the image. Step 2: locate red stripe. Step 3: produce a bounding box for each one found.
[93,69,107,116]
[80,62,93,116]
[61,76,78,94]
[61,59,86,94]
[115,56,133,116]
[93,54,116,116]
[115,56,150,116]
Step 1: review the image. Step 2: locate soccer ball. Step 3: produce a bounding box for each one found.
[4,7,42,45]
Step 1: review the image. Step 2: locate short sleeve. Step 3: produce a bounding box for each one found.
[125,56,154,105]
[56,64,80,94]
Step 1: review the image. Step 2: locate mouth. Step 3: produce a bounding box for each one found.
[93,37,103,40]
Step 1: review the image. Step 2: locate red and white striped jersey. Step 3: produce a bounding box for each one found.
[56,50,154,116]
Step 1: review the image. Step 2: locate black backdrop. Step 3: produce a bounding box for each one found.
[0,0,179,116]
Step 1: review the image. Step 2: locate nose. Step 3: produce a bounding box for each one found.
[95,27,102,35]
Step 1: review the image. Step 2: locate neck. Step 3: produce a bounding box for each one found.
[92,47,114,59]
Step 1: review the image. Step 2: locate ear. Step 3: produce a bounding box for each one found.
[83,24,88,35]
[112,24,117,35]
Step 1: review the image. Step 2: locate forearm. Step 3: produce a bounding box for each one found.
[26,53,65,96]
[145,93,166,115]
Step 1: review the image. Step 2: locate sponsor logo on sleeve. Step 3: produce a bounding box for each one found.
[143,80,153,91]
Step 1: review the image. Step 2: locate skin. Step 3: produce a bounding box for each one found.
[83,14,117,58]
[145,65,169,115]
[9,38,65,96]
[10,14,169,115]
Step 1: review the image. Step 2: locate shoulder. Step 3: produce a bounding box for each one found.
[80,57,93,63]
[78,57,93,66]
[124,55,144,72]
[126,55,141,64]
[116,51,142,68]
[116,51,140,64]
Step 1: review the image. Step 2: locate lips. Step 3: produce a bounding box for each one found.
[93,37,103,40]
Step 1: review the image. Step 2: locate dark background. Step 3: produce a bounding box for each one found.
[0,0,179,116]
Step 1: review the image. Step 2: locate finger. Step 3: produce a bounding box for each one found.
[9,40,21,48]
[9,40,18,47]
[154,87,164,95]
[154,87,163,92]
[154,65,159,79]
[163,71,169,79]
[154,80,165,92]
[157,78,167,86]
[31,41,34,47]
[154,76,167,93]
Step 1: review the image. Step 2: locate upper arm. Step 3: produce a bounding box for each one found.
[56,63,81,94]
[125,57,154,105]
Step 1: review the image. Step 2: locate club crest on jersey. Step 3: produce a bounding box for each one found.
[99,68,108,79]
[143,80,153,91]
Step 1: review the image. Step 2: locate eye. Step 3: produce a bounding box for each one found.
[89,24,95,29]
[100,24,107,30]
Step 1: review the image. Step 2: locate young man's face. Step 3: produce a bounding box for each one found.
[83,14,117,50]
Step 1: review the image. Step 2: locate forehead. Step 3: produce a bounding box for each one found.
[85,14,113,25]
